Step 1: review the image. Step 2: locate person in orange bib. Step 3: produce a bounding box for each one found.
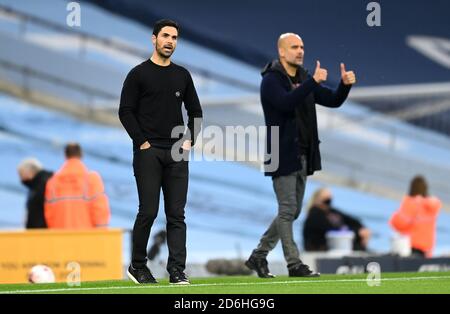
[390,175,441,257]
[44,143,110,229]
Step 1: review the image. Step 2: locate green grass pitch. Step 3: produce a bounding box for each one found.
[1,272,449,294]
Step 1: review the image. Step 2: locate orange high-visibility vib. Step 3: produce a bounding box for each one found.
[390,196,441,257]
[45,158,110,229]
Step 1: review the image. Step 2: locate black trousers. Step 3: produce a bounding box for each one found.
[131,146,189,272]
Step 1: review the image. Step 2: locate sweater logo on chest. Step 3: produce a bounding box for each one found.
[175,91,181,98]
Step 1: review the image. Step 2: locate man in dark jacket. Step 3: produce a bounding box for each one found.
[245,33,356,278]
[17,158,52,229]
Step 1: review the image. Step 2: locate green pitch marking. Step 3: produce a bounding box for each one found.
[1,272,450,294]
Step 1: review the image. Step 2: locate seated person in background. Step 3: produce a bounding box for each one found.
[390,175,441,258]
[303,187,371,251]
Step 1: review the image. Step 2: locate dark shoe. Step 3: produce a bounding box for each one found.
[245,256,275,278]
[288,263,320,277]
[127,264,158,284]
[169,269,190,285]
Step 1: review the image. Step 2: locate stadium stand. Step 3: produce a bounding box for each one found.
[0,0,449,278]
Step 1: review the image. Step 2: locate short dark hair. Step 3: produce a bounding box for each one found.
[65,142,82,159]
[409,175,428,197]
[152,19,179,37]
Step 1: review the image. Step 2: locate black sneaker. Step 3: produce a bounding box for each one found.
[127,264,158,284]
[288,263,320,277]
[245,256,275,278]
[169,269,190,285]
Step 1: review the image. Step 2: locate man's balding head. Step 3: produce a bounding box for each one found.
[277,33,305,68]
[277,33,302,48]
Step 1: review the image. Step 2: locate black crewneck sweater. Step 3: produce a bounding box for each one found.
[119,59,203,150]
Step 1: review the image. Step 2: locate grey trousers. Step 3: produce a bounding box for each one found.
[252,155,307,266]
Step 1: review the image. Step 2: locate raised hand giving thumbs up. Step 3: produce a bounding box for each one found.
[313,60,328,84]
[340,63,356,85]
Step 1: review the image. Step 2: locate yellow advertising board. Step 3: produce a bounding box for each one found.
[0,228,123,284]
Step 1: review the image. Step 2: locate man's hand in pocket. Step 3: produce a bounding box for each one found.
[140,141,151,150]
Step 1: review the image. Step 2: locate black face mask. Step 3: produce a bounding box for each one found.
[322,198,332,207]
[21,179,33,188]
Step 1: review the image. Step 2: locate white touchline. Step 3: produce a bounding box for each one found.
[2,276,450,294]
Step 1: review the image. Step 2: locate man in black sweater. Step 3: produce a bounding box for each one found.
[17,158,52,229]
[245,33,356,278]
[119,19,202,285]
